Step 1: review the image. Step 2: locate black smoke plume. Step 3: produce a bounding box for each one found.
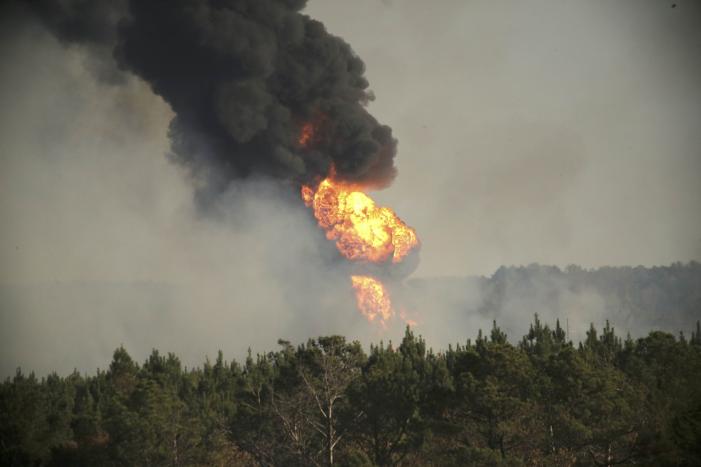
[26,0,397,201]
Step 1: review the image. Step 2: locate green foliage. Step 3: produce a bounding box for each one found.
[1,320,700,466]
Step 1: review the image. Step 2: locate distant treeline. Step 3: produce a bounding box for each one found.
[2,319,701,466]
[407,261,701,338]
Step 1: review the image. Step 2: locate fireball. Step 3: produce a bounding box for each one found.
[299,121,420,327]
[301,177,419,264]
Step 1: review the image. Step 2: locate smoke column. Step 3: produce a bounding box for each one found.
[27,0,398,204]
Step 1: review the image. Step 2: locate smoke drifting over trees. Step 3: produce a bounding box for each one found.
[1,3,700,463]
[400,262,701,346]
[27,0,397,203]
[2,0,699,395]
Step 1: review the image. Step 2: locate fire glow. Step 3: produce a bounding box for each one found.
[351,275,392,325]
[301,170,419,327]
[298,122,315,147]
[301,178,418,264]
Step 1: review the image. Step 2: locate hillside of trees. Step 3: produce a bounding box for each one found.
[2,318,701,466]
[405,261,701,340]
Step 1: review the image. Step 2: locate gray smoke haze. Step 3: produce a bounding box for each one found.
[0,16,391,376]
[2,1,701,376]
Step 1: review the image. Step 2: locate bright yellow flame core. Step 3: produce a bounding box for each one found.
[351,275,392,324]
[302,178,419,264]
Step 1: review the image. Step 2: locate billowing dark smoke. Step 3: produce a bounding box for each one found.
[27,0,397,200]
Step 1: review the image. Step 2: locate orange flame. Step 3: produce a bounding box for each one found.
[351,275,392,325]
[301,177,419,264]
[298,122,314,147]
[299,120,419,327]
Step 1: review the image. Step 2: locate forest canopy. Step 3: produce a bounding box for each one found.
[2,318,701,466]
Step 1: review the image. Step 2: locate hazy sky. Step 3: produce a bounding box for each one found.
[308,0,701,276]
[1,0,700,374]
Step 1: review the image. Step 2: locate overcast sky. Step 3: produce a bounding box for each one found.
[1,0,700,374]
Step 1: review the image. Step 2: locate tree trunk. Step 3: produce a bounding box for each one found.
[173,433,178,467]
[327,403,334,466]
